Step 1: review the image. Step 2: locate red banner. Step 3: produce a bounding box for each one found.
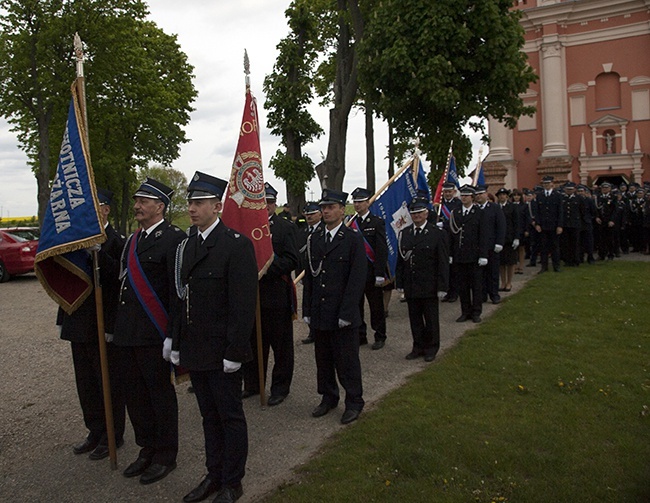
[221,86,274,277]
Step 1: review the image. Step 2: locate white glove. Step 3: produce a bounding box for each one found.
[512,239,519,249]
[437,291,447,300]
[57,324,62,336]
[223,359,241,373]
[449,256,453,264]
[105,333,114,343]
[303,316,310,325]
[396,288,404,293]
[494,244,503,253]
[478,258,488,266]
[436,222,443,228]
[87,243,101,252]
[338,319,351,328]
[171,351,180,366]
[374,276,385,287]
[162,337,172,361]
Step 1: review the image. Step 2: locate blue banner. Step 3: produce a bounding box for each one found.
[370,159,430,278]
[474,163,485,186]
[35,81,105,314]
[447,156,460,188]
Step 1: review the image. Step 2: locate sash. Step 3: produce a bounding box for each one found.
[441,202,452,221]
[350,217,376,263]
[126,229,169,339]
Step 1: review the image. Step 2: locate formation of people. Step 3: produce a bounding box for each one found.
[57,172,650,502]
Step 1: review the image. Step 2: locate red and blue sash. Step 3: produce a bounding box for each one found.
[350,217,376,263]
[441,203,452,221]
[127,229,168,339]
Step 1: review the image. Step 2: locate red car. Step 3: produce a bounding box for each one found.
[0,227,40,282]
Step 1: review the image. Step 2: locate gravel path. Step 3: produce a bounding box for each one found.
[0,259,583,501]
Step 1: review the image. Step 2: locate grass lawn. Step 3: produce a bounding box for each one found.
[266,260,650,502]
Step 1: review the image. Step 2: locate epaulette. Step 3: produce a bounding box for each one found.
[225,228,243,239]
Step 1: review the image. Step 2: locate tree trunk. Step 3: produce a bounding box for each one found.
[387,119,395,178]
[285,129,306,216]
[36,115,52,229]
[365,101,375,192]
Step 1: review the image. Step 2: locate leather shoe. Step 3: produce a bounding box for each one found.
[301,335,314,344]
[212,485,243,503]
[140,462,177,485]
[241,389,258,399]
[340,409,361,425]
[405,350,422,360]
[472,315,482,323]
[267,394,286,406]
[88,438,124,460]
[444,296,458,303]
[371,340,385,350]
[424,354,436,362]
[123,456,152,478]
[359,337,368,345]
[312,402,336,418]
[491,297,501,305]
[72,438,99,455]
[456,314,470,323]
[183,477,220,503]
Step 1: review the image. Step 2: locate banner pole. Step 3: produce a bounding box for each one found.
[436,141,454,219]
[75,33,117,470]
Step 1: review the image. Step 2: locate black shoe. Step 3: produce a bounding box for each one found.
[72,437,99,455]
[301,336,314,344]
[456,314,470,323]
[183,477,221,503]
[140,462,177,485]
[553,266,561,272]
[123,456,152,478]
[359,337,368,345]
[267,394,286,406]
[88,438,124,460]
[472,315,482,323]
[241,389,259,399]
[312,402,336,418]
[405,350,422,360]
[212,485,243,503]
[424,353,436,362]
[340,409,361,425]
[371,340,385,350]
[399,297,407,303]
[444,296,457,303]
[491,297,501,305]
[188,386,195,394]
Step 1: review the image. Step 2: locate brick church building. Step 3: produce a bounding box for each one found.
[483,0,650,190]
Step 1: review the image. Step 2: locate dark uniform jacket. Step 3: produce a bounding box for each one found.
[297,221,322,274]
[563,194,585,229]
[113,220,185,347]
[260,214,299,311]
[596,193,619,224]
[446,205,490,263]
[581,195,597,230]
[395,223,449,299]
[170,221,257,371]
[58,224,125,342]
[479,201,506,248]
[302,224,367,331]
[354,212,389,282]
[500,202,521,245]
[533,190,565,230]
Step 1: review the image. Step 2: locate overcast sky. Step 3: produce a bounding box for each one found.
[0,0,481,219]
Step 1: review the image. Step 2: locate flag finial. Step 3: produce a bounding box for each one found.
[74,33,84,78]
[244,49,250,88]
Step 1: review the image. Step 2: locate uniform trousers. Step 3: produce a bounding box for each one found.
[71,341,125,445]
[114,345,178,465]
[482,250,501,300]
[244,308,294,397]
[561,227,580,266]
[457,262,483,317]
[579,226,595,262]
[599,225,617,259]
[190,369,247,488]
[539,229,560,269]
[405,297,439,357]
[313,326,364,412]
[358,280,386,342]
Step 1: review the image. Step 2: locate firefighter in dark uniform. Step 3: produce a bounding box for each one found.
[445,185,489,323]
[113,178,185,485]
[243,183,299,406]
[171,172,257,503]
[533,175,564,272]
[303,189,366,425]
[595,181,620,260]
[297,202,323,344]
[576,185,597,264]
[474,184,505,303]
[437,182,462,303]
[58,188,126,460]
[628,186,646,252]
[350,187,389,350]
[560,182,584,266]
[396,196,449,362]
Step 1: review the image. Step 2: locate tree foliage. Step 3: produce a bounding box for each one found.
[358,0,537,171]
[0,0,197,232]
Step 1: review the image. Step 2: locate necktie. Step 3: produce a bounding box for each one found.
[546,191,550,197]
[198,234,204,246]
[326,232,332,244]
[415,227,421,236]
[138,231,147,243]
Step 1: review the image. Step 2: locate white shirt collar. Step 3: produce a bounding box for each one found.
[198,217,220,241]
[326,221,344,240]
[142,218,165,236]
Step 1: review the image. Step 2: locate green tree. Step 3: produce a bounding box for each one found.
[263,0,325,214]
[0,0,197,233]
[359,0,537,172]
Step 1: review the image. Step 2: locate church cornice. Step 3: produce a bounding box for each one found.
[519,0,650,29]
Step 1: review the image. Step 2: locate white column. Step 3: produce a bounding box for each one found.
[621,125,628,154]
[540,39,569,157]
[485,116,513,161]
[591,127,598,156]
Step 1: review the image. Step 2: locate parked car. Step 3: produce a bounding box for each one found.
[0,227,40,282]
